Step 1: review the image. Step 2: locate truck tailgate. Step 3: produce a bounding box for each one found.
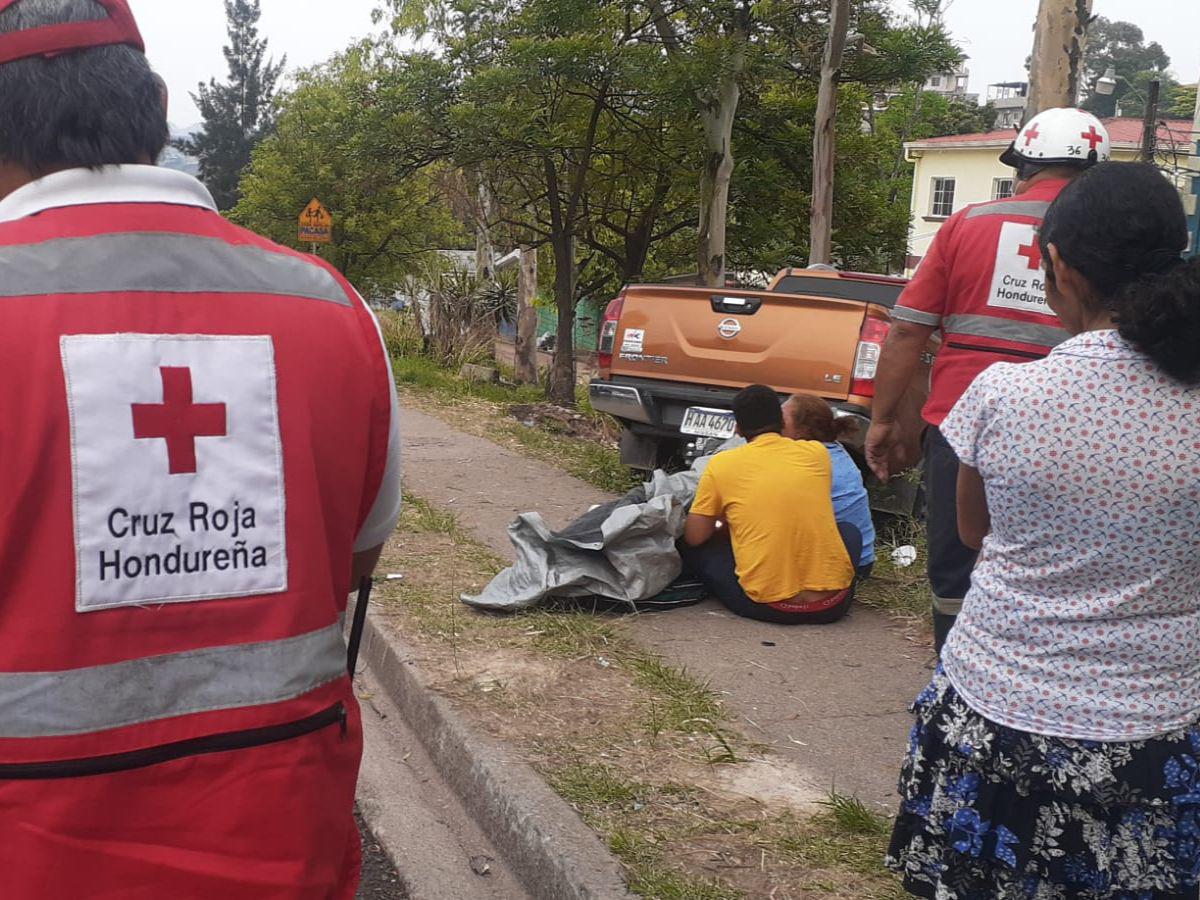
[610,287,866,400]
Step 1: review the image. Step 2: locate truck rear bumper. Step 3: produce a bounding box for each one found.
[589,376,869,448]
[588,381,654,425]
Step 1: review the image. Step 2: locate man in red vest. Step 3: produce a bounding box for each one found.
[0,1,401,897]
[865,107,1110,653]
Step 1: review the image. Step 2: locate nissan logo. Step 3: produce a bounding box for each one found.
[718,318,742,339]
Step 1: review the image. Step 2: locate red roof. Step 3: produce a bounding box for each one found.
[907,117,1195,150]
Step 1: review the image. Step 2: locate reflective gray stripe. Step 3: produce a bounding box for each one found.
[943,314,1068,348]
[0,623,347,739]
[965,200,1050,220]
[933,596,963,616]
[0,232,351,306]
[892,305,942,327]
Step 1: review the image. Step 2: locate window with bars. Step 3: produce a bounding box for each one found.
[930,178,956,218]
[992,178,1015,200]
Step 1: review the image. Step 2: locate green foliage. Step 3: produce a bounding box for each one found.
[1080,17,1174,119]
[179,0,285,210]
[1171,84,1198,121]
[231,47,467,295]
[248,0,979,318]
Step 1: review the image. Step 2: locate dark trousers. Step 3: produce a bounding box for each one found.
[924,427,979,652]
[679,523,863,625]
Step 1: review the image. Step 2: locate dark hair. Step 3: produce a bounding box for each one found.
[0,0,168,173]
[732,385,783,439]
[1040,161,1200,384]
[784,394,855,443]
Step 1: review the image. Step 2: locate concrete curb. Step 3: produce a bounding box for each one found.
[358,611,635,900]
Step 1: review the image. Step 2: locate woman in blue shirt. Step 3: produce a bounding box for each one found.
[783,394,876,577]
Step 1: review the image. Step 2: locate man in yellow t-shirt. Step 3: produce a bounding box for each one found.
[682,385,859,624]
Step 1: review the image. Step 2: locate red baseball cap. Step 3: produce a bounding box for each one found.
[0,0,144,65]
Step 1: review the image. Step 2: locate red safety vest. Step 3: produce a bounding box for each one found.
[895,178,1072,426]
[0,197,391,898]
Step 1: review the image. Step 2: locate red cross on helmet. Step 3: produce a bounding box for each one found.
[999,107,1111,170]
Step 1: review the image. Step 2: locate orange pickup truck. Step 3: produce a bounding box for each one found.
[588,267,934,502]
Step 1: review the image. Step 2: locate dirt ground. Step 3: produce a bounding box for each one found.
[396,403,934,810]
[372,498,908,899]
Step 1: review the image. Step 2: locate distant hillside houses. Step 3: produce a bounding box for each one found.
[158,123,201,177]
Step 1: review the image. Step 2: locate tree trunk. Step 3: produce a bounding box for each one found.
[547,233,577,406]
[474,177,497,280]
[809,0,851,267]
[697,72,740,287]
[515,247,539,384]
[1026,0,1094,119]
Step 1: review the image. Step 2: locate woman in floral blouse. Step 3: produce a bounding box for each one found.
[886,162,1200,898]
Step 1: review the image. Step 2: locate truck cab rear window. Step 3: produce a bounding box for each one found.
[770,276,904,308]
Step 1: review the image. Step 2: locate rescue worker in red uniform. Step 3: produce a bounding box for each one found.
[0,1,402,897]
[865,107,1111,652]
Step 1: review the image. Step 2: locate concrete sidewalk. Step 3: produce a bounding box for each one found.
[400,405,932,809]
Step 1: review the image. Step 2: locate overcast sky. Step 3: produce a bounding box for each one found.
[135,0,1199,127]
[130,0,383,127]
[890,0,1200,105]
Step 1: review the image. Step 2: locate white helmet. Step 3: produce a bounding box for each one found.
[1000,107,1111,171]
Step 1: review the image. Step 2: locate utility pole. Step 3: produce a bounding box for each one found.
[1025,0,1094,119]
[1141,79,1162,163]
[808,0,851,266]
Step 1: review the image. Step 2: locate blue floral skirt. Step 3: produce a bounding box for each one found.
[885,667,1200,900]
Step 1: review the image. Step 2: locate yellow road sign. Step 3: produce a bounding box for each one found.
[298,198,333,244]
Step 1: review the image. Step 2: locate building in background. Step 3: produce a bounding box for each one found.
[922,65,978,105]
[987,82,1028,130]
[903,117,1194,272]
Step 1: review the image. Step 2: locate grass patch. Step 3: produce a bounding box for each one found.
[820,792,891,836]
[402,491,462,536]
[858,515,934,625]
[771,794,901,890]
[524,609,622,659]
[393,353,544,405]
[393,351,640,494]
[499,419,641,494]
[630,656,740,763]
[630,657,723,733]
[610,829,744,900]
[548,763,648,813]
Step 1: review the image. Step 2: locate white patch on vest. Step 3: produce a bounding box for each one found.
[986,221,1051,315]
[61,335,287,612]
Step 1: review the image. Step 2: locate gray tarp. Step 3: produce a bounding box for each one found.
[461,460,718,612]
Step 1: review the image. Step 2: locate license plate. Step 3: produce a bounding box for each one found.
[680,407,737,439]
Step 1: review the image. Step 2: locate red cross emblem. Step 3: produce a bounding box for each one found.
[1080,126,1104,151]
[132,367,228,475]
[1018,240,1043,271]
[1022,124,1040,147]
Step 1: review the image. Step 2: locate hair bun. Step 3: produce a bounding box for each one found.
[1113,258,1200,385]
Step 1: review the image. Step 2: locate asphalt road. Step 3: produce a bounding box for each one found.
[357,811,407,899]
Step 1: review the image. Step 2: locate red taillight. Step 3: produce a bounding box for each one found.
[849,316,890,398]
[597,295,625,372]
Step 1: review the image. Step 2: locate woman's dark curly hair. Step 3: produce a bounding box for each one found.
[1039,161,1200,384]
